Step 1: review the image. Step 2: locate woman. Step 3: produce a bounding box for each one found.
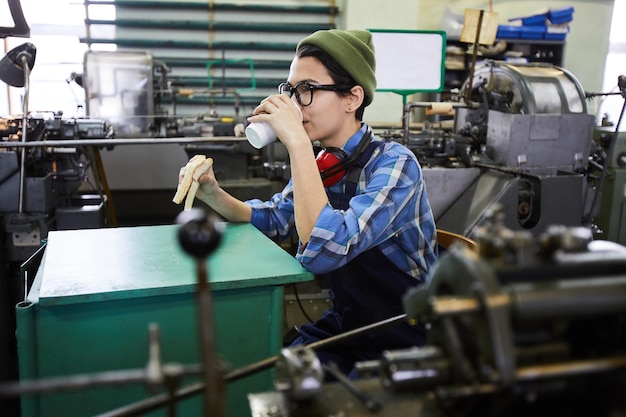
[179,29,438,377]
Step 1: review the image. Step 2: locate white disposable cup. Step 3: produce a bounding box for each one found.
[245,122,276,149]
[246,101,303,149]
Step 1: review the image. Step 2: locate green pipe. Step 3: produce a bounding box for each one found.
[158,57,289,70]
[169,77,281,89]
[84,1,339,15]
[80,38,297,51]
[85,19,334,33]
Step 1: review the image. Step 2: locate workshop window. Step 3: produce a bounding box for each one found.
[79,1,337,120]
[1,0,114,117]
[1,0,337,126]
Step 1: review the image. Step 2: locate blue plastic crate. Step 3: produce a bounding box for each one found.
[544,24,569,40]
[509,12,548,26]
[496,25,521,39]
[548,7,574,24]
[520,25,547,39]
[544,32,567,41]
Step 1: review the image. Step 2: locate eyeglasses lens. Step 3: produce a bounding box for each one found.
[295,83,312,106]
[278,82,314,106]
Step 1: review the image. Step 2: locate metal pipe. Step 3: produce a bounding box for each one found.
[509,278,626,321]
[435,356,626,400]
[226,313,408,382]
[430,278,626,321]
[17,54,30,214]
[516,355,626,381]
[3,136,247,148]
[0,365,203,397]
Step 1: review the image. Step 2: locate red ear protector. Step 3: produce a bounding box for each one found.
[315,128,373,187]
[316,147,348,187]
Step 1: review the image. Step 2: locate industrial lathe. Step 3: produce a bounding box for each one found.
[248,207,626,417]
[1,208,625,417]
[400,60,613,240]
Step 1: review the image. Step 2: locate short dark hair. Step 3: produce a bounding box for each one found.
[296,44,367,120]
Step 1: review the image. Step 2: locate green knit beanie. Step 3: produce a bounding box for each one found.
[297,29,376,106]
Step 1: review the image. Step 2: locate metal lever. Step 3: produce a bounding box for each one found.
[322,363,382,412]
[176,209,225,417]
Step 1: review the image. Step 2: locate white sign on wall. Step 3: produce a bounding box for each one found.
[369,29,446,95]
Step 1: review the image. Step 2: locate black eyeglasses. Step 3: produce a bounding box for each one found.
[278,81,353,106]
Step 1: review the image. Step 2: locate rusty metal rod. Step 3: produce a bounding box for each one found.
[195,260,226,417]
[226,313,408,382]
[93,313,409,417]
[0,365,202,397]
[464,9,484,103]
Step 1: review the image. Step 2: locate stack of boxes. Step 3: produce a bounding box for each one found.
[496,7,574,41]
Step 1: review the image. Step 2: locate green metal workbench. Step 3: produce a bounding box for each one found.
[16,223,312,417]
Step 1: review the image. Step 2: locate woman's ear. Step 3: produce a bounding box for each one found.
[346,85,365,112]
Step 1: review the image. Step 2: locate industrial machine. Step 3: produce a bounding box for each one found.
[2,207,624,417]
[248,206,626,417]
[74,49,281,228]
[0,113,113,262]
[0,35,116,267]
[392,60,602,239]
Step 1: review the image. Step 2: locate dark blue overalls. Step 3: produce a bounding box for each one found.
[290,141,427,377]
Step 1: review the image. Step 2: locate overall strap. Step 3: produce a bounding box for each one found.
[343,140,384,198]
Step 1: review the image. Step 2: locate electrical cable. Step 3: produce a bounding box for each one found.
[292,283,315,324]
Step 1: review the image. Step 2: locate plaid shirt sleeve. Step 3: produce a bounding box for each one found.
[297,141,437,280]
[246,180,297,242]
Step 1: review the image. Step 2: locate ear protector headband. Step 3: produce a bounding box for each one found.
[316,127,373,187]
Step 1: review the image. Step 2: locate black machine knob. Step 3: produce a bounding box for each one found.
[176,209,223,259]
[619,74,626,98]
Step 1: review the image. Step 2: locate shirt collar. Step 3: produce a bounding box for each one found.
[342,123,369,155]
